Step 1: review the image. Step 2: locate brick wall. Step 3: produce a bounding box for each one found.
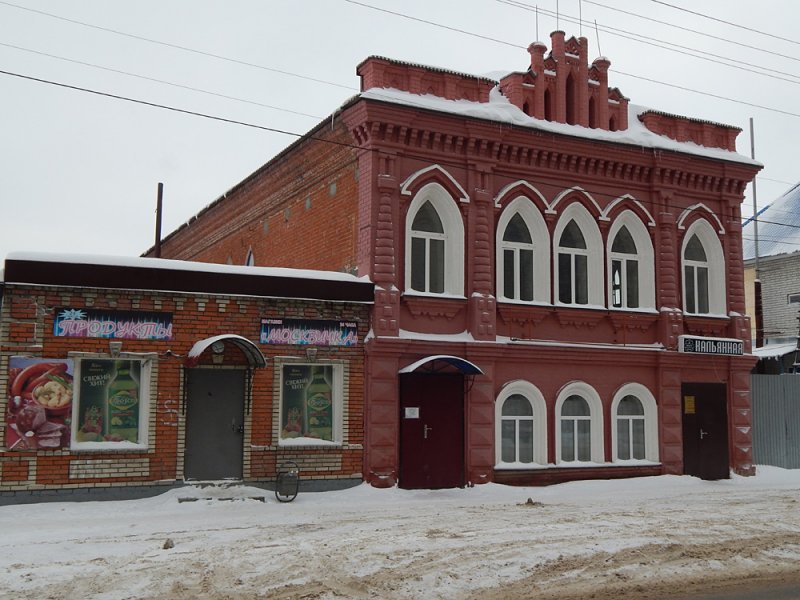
[0,282,369,497]
[154,121,361,274]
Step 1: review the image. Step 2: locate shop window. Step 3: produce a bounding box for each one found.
[607,211,655,311]
[611,383,659,462]
[681,220,725,315]
[553,203,603,307]
[555,382,604,463]
[496,198,550,304]
[71,357,152,449]
[278,363,343,445]
[404,182,464,296]
[495,381,547,467]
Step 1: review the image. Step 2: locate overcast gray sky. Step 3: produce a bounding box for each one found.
[1,0,797,263]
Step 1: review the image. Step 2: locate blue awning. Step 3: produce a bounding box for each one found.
[398,355,483,375]
[185,334,266,368]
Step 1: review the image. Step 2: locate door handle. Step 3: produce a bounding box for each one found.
[231,419,244,434]
[700,428,709,440]
[424,424,433,439]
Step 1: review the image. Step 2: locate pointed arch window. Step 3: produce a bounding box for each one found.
[610,226,639,308]
[501,214,534,301]
[558,220,589,304]
[410,200,445,293]
[683,234,710,314]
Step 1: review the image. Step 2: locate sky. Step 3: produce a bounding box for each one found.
[1,468,800,598]
[1,0,798,263]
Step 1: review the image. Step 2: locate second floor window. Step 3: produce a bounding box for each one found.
[557,220,589,305]
[410,200,446,293]
[683,233,710,314]
[610,226,639,309]
[501,213,535,301]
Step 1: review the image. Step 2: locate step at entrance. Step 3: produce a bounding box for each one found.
[178,479,266,503]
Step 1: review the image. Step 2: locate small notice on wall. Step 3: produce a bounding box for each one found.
[404,407,420,419]
[684,396,696,415]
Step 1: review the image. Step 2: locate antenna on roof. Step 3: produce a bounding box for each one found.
[556,0,559,30]
[536,5,539,40]
[594,20,602,55]
[579,0,583,37]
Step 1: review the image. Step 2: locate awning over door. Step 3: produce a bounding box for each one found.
[184,334,267,368]
[398,355,483,375]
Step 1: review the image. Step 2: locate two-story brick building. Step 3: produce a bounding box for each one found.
[151,31,761,487]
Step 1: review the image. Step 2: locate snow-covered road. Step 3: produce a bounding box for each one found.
[1,467,799,599]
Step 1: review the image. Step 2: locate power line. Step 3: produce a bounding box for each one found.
[648,0,800,48]
[582,0,800,65]
[0,0,357,92]
[0,41,323,120]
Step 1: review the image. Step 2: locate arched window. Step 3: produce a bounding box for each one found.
[611,383,659,462]
[245,248,255,267]
[555,382,604,463]
[553,203,604,307]
[558,220,588,304]
[405,183,465,296]
[681,220,725,315]
[495,381,547,466]
[496,198,550,304]
[607,210,655,310]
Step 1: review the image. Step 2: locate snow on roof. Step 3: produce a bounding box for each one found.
[360,87,760,166]
[752,341,798,359]
[743,182,800,260]
[5,252,370,284]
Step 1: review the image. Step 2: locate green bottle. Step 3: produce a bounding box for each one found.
[106,361,139,443]
[305,366,332,441]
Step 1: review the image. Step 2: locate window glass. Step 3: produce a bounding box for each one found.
[73,358,149,448]
[577,419,591,461]
[412,200,444,233]
[632,419,646,459]
[697,267,709,313]
[611,226,637,254]
[411,237,426,291]
[558,253,572,303]
[520,249,534,301]
[519,420,534,463]
[502,394,533,416]
[618,396,644,415]
[501,420,516,463]
[563,395,589,416]
[561,419,575,462]
[684,265,696,313]
[575,255,588,304]
[617,419,631,460]
[503,214,533,243]
[560,220,586,249]
[612,260,622,307]
[280,364,339,443]
[503,249,515,299]
[626,260,639,308]
[684,234,707,261]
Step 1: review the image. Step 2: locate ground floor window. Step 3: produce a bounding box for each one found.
[494,381,547,467]
[554,382,604,464]
[611,384,659,462]
[279,363,343,444]
[72,357,151,449]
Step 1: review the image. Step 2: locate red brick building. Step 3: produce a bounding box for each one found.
[152,32,761,487]
[0,253,371,502]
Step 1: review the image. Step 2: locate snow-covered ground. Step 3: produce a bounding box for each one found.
[2,468,800,599]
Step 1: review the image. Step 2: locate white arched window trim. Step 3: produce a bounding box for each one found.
[495,197,551,305]
[606,210,656,311]
[553,203,604,308]
[681,219,726,316]
[404,182,465,297]
[610,383,660,463]
[495,380,548,467]
[554,381,604,464]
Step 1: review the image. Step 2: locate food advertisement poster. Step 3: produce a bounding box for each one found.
[6,357,73,450]
[75,359,141,444]
[280,364,333,442]
[261,318,357,346]
[53,307,173,341]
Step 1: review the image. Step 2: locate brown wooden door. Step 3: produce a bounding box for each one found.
[682,383,729,480]
[399,373,465,489]
[185,369,245,480]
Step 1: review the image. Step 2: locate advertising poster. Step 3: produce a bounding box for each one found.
[261,318,357,346]
[280,364,333,441]
[54,308,173,341]
[75,359,141,444]
[6,357,73,450]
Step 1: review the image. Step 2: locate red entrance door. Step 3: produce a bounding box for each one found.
[399,373,465,489]
[682,383,729,480]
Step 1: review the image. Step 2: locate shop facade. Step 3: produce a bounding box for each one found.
[152,32,761,488]
[0,254,371,503]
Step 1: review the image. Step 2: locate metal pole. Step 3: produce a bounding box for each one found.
[750,118,764,348]
[154,182,163,258]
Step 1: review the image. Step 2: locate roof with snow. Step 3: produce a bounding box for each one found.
[3,252,373,303]
[743,182,800,260]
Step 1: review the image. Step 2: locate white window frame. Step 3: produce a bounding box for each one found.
[404,182,465,297]
[681,219,726,316]
[277,361,344,446]
[495,380,547,467]
[496,197,550,304]
[553,204,604,307]
[611,383,659,462]
[70,354,154,451]
[607,210,655,310]
[555,381,604,464]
